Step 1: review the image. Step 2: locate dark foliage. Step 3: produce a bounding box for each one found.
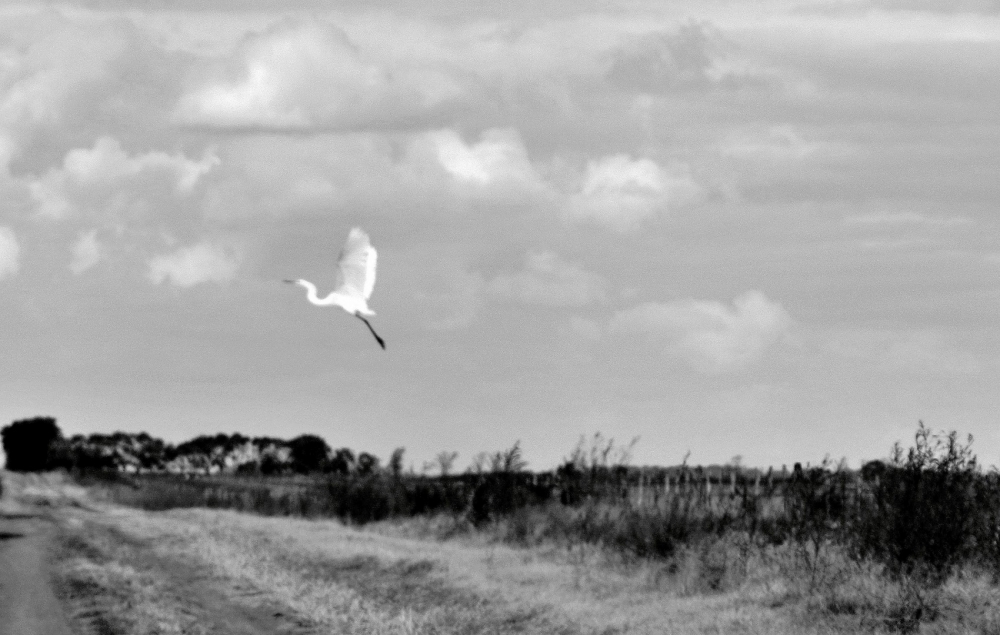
[1,417,62,472]
[325,474,402,523]
[779,459,853,589]
[174,433,249,459]
[56,432,170,471]
[471,472,548,526]
[469,442,553,525]
[288,435,331,474]
[326,448,356,474]
[323,472,476,524]
[356,452,380,476]
[850,422,995,584]
[388,447,406,477]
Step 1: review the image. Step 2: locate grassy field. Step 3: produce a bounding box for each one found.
[53,504,817,634]
[7,423,1000,634]
[34,481,999,635]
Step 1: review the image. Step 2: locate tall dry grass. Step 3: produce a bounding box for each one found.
[77,423,1000,633]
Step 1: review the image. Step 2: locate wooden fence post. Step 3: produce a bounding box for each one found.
[637,468,645,508]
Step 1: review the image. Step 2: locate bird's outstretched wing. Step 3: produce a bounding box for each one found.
[334,227,377,300]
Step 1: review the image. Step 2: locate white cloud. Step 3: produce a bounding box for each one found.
[175,19,466,131]
[610,290,792,373]
[489,251,607,306]
[28,179,72,219]
[565,154,703,232]
[0,14,187,172]
[29,136,219,219]
[147,242,240,287]
[429,128,542,188]
[69,229,104,275]
[0,16,118,136]
[61,137,219,193]
[0,226,20,280]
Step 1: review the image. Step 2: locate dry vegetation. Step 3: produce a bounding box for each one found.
[5,424,1000,634]
[52,503,826,634]
[43,496,1000,635]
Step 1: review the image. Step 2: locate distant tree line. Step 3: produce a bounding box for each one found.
[0,416,385,476]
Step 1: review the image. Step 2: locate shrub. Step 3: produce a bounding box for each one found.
[850,423,986,584]
[325,473,402,524]
[970,471,1000,581]
[783,459,852,590]
[469,442,535,526]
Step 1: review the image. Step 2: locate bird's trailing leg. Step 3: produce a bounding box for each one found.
[356,314,386,350]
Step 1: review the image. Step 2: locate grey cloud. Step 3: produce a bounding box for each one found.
[1,13,190,174]
[147,242,241,287]
[174,18,477,133]
[829,0,1000,14]
[605,22,772,94]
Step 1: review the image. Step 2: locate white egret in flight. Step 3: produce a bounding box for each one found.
[284,227,386,350]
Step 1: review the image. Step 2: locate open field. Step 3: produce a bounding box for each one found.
[55,502,832,635]
[5,421,1000,635]
[0,468,997,634]
[52,505,1000,635]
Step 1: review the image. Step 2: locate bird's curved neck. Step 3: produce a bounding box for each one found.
[298,280,321,304]
[299,280,341,306]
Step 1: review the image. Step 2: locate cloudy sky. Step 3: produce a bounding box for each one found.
[1,0,999,471]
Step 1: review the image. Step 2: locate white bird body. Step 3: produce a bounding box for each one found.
[285,227,385,349]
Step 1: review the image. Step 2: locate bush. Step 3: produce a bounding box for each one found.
[970,471,1000,581]
[325,473,405,524]
[783,459,852,590]
[469,441,536,526]
[850,423,989,584]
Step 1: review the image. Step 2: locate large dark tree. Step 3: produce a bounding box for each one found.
[1,417,62,472]
[288,434,331,473]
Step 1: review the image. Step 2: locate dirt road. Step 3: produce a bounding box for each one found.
[0,510,73,635]
[1,471,317,635]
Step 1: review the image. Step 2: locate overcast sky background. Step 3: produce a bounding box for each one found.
[1,0,999,471]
